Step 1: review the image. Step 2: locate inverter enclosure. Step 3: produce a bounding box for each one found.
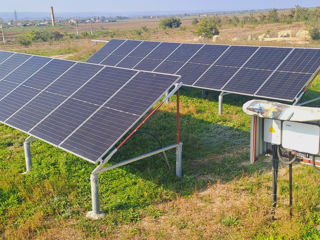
[282,121,320,155]
[264,119,282,145]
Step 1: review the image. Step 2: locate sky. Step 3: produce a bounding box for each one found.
[0,0,319,13]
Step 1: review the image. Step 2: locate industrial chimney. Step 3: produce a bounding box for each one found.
[50,6,55,26]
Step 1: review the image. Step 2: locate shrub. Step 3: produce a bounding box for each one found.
[159,18,182,29]
[192,18,199,25]
[310,28,320,40]
[18,37,32,46]
[195,18,220,38]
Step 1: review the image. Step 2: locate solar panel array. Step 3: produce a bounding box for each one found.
[0,51,179,163]
[87,39,320,101]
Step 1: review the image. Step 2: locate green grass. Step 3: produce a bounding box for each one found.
[0,44,320,239]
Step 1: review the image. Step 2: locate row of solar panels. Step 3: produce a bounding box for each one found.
[0,51,179,163]
[87,39,320,101]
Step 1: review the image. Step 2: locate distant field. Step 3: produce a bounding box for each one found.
[1,17,320,239]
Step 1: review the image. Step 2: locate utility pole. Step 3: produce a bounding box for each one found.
[1,25,6,44]
[14,10,18,22]
[75,20,79,35]
[90,20,93,35]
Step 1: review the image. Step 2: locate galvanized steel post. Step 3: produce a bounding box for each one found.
[23,136,35,174]
[86,173,105,220]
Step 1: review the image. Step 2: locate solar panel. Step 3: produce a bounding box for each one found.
[117,41,160,68]
[215,46,258,67]
[0,85,39,121]
[0,51,14,64]
[105,72,178,115]
[134,42,180,71]
[194,66,239,90]
[0,81,18,99]
[222,68,273,95]
[23,59,75,90]
[90,39,320,102]
[61,72,178,161]
[3,56,51,84]
[45,63,103,96]
[87,39,125,64]
[60,108,139,161]
[278,48,320,73]
[100,40,142,66]
[30,99,99,145]
[256,71,313,100]
[72,67,136,105]
[154,44,203,74]
[0,51,180,163]
[244,47,291,70]
[6,92,66,132]
[0,53,31,80]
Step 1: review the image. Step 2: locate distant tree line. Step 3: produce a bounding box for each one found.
[192,6,320,40]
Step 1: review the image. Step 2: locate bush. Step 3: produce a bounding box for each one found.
[195,18,220,38]
[192,18,199,25]
[310,28,320,40]
[159,18,182,29]
[25,30,64,42]
[18,37,32,46]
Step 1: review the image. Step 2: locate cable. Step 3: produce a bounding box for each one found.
[277,145,297,165]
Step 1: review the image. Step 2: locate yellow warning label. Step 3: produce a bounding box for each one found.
[269,126,276,133]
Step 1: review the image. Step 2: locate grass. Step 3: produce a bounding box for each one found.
[0,35,320,239]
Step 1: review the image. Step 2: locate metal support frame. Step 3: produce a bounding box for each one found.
[271,145,279,220]
[218,92,231,115]
[23,136,36,174]
[86,83,183,220]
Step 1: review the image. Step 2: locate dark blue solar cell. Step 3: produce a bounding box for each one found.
[244,47,291,70]
[189,45,229,65]
[222,68,273,95]
[134,58,163,71]
[144,42,180,60]
[30,99,98,145]
[278,49,320,73]
[117,56,144,68]
[154,60,185,74]
[215,46,258,67]
[166,44,202,62]
[72,67,137,105]
[194,66,239,90]
[0,51,14,64]
[46,63,103,96]
[0,86,39,122]
[99,40,142,66]
[0,81,18,99]
[256,71,312,101]
[111,40,141,56]
[61,108,139,162]
[4,56,50,84]
[105,72,178,115]
[176,63,209,85]
[87,39,125,64]
[117,41,161,68]
[6,92,66,132]
[0,54,31,80]
[23,59,75,90]
[100,54,126,66]
[125,41,160,58]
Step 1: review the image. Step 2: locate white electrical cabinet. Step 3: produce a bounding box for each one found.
[282,121,320,155]
[264,119,282,145]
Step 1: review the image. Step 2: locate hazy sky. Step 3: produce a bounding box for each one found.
[1,0,320,13]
